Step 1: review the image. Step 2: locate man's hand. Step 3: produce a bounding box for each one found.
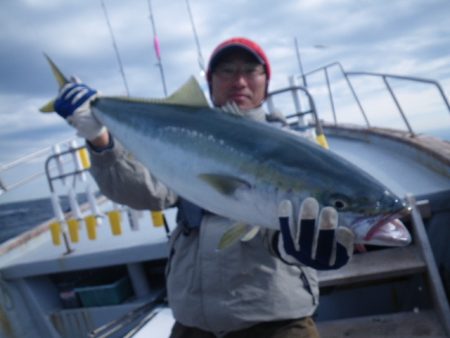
[276,197,354,270]
[54,79,106,141]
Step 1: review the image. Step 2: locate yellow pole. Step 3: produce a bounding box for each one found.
[108,210,122,235]
[316,133,329,149]
[151,211,164,227]
[78,147,91,169]
[67,219,80,243]
[311,100,329,150]
[49,222,62,246]
[85,215,97,240]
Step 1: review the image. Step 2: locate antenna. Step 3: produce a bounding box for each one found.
[147,0,168,96]
[185,0,206,75]
[101,0,130,96]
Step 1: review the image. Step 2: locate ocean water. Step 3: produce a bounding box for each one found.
[0,195,87,244]
[428,127,450,142]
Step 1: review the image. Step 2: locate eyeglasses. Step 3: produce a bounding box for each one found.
[214,63,266,80]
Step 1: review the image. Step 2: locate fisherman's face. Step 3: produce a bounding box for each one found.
[211,50,267,110]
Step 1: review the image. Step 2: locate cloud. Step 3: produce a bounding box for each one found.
[0,0,449,169]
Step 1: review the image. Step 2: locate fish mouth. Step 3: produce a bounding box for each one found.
[350,203,412,246]
[362,205,412,246]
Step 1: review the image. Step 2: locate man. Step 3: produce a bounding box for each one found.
[55,37,354,338]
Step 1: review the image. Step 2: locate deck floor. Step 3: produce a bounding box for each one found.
[317,310,446,338]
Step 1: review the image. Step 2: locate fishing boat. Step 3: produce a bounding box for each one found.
[0,58,449,338]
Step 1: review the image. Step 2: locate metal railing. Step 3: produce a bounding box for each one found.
[0,137,78,198]
[288,61,450,136]
[45,145,89,193]
[267,85,318,124]
[0,147,50,197]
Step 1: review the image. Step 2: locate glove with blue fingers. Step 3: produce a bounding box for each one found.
[54,78,106,141]
[276,197,355,270]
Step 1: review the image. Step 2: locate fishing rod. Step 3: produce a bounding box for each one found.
[100,0,130,96]
[294,37,307,88]
[185,0,206,76]
[147,0,168,96]
[98,0,169,234]
[292,38,329,148]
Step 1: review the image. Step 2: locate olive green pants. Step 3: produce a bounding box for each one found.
[169,317,320,338]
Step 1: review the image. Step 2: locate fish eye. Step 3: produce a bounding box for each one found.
[328,194,350,211]
[334,200,346,210]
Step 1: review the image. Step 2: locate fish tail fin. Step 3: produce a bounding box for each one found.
[40,54,70,113]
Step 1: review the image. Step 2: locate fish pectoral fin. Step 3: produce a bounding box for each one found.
[164,76,209,107]
[240,225,260,242]
[198,173,251,196]
[218,223,258,250]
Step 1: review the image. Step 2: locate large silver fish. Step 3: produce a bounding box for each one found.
[41,57,411,247]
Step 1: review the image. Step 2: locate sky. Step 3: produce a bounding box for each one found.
[1,0,450,202]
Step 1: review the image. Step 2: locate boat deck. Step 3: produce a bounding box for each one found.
[0,204,173,279]
[325,125,450,198]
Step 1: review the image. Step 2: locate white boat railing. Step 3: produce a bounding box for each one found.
[0,137,77,198]
[282,61,450,136]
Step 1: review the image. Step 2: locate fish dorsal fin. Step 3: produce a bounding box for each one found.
[164,76,209,107]
[118,76,209,108]
[198,173,251,196]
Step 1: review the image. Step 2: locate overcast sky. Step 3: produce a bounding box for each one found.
[1,0,450,201]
